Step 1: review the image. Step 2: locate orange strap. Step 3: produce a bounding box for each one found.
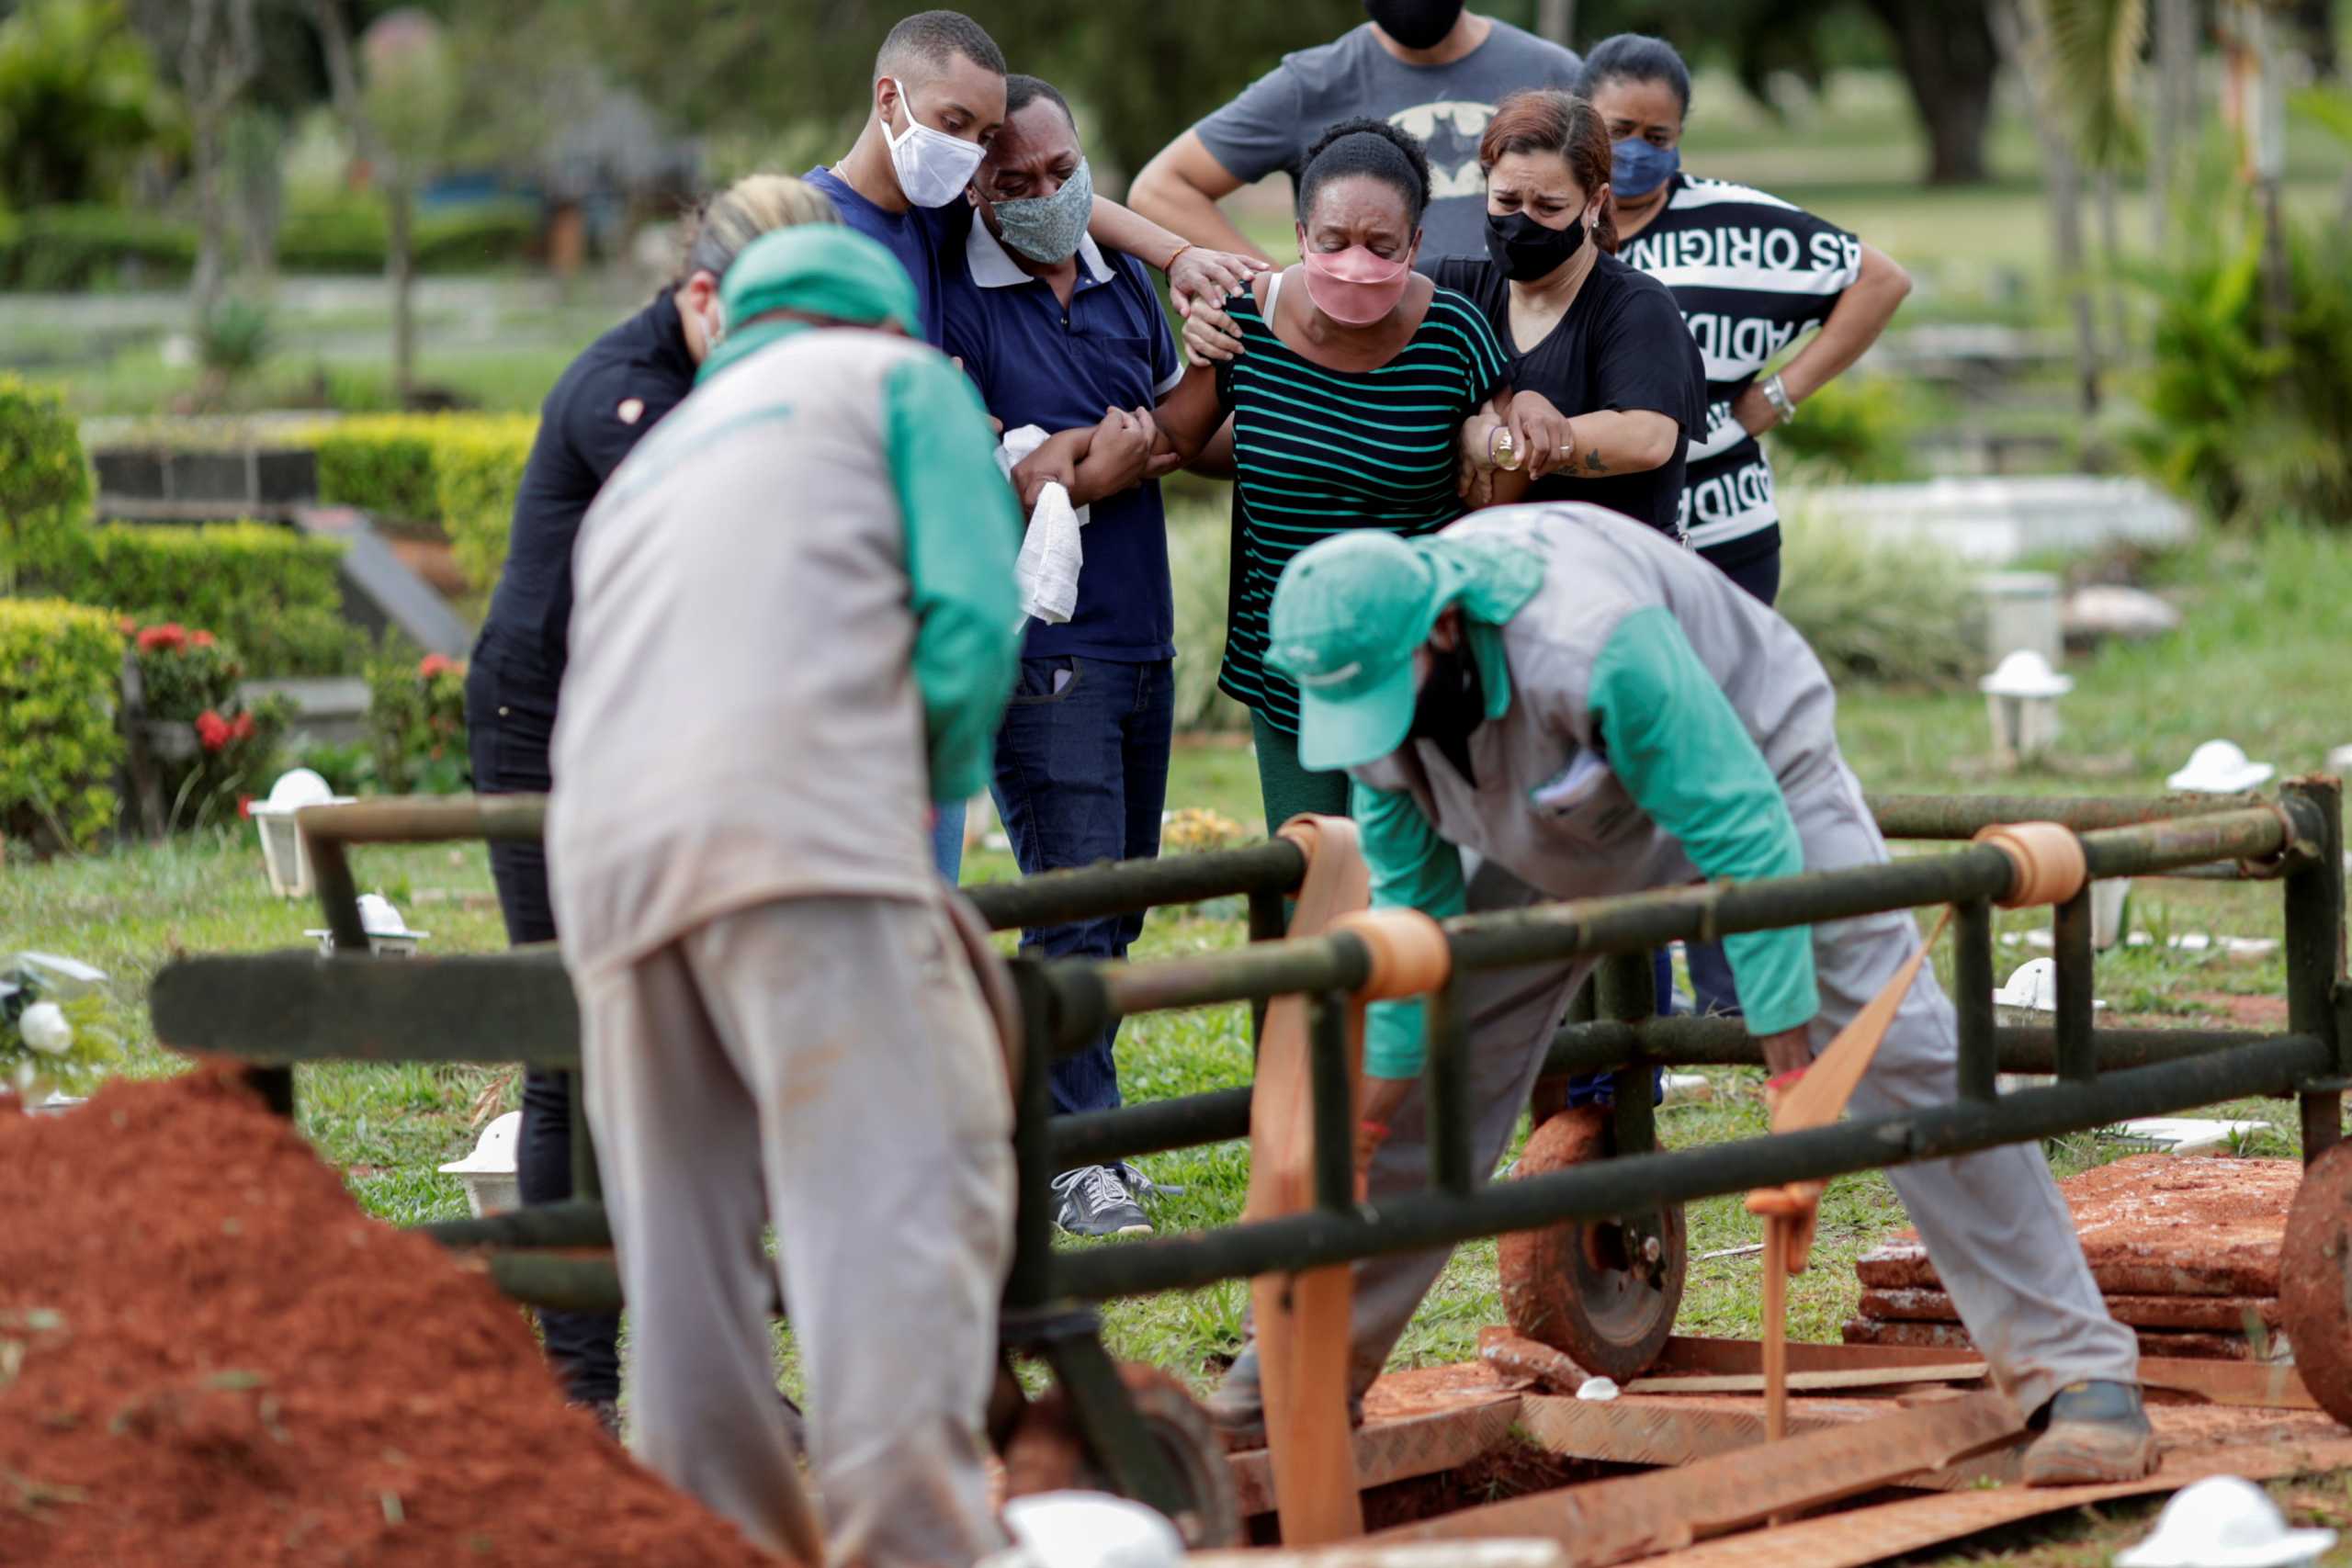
[1247,815,1373,1544]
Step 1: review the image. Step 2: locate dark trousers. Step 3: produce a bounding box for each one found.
[465,655,622,1405]
[989,656,1174,1119]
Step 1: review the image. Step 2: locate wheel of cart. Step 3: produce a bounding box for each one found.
[1499,1101,1688,1382]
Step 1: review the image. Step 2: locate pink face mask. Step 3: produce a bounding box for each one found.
[1299,243,1412,326]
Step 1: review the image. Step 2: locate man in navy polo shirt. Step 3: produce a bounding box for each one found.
[943,74,1186,1238]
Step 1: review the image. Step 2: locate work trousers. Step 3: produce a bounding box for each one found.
[1288,760,2139,1418]
[989,656,1175,1117]
[581,895,1013,1568]
[464,655,621,1405]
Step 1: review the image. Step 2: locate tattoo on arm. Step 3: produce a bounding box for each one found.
[1582,447,1610,473]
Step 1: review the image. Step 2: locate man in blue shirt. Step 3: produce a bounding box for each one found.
[943,75,1187,1237]
[808,11,1257,881]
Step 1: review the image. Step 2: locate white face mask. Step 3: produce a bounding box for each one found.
[884,77,987,209]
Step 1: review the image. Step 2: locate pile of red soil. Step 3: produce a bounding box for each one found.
[0,1069,778,1566]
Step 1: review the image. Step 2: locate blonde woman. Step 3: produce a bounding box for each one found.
[463,171,834,1429]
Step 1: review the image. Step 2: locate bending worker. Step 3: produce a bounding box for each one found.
[1212,501,2154,1487]
[548,226,1022,1565]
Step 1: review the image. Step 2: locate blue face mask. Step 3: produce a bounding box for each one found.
[1611,137,1680,200]
[989,159,1095,265]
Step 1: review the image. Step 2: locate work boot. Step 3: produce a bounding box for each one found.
[1203,1346,1367,1452]
[1050,1165,1150,1236]
[2020,1380,2158,1485]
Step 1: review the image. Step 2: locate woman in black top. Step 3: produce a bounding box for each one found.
[1445,88,1706,533]
[463,173,833,1423]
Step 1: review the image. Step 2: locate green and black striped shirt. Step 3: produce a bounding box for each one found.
[1214,277,1510,733]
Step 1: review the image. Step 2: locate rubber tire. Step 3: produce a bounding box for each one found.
[1498,1104,1688,1383]
[1001,1363,1244,1547]
[2280,1139,2352,1429]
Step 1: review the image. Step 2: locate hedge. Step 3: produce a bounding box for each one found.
[311,412,537,591]
[0,375,91,591]
[49,523,361,677]
[0,599,122,852]
[0,199,537,291]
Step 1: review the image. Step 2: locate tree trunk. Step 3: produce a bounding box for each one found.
[2292,0,2339,78]
[1861,0,2002,185]
[2151,0,2198,250]
[190,108,227,321]
[1992,0,2101,417]
[389,179,416,402]
[2096,166,2126,364]
[1537,0,1576,48]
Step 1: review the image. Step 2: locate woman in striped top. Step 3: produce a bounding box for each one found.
[1154,118,1510,827]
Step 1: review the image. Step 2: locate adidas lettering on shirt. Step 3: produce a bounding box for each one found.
[1618,175,1861,562]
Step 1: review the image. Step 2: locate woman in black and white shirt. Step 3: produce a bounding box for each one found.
[1580,34,1913,605]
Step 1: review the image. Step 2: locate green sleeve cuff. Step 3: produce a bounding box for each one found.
[1351,777,1466,1079]
[885,354,1024,803]
[1589,606,1819,1034]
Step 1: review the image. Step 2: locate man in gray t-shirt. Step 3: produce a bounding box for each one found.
[1131,3,1581,265]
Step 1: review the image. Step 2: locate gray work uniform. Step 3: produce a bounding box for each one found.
[549,328,1013,1567]
[1333,504,2137,1416]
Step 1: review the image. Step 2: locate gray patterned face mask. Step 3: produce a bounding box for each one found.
[990,159,1094,265]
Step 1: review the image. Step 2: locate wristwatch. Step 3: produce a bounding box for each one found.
[1760,373,1799,425]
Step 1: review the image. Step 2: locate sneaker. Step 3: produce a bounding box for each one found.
[2021,1381,2158,1486]
[1113,1160,1185,1201]
[1051,1165,1151,1236]
[1203,1345,1367,1452]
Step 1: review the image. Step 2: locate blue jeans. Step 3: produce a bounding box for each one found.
[1653,943,1745,1018]
[989,655,1175,1117]
[932,797,967,883]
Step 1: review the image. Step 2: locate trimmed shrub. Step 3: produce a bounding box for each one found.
[0,203,193,289]
[0,197,537,290]
[435,417,536,591]
[50,523,360,676]
[309,412,537,588]
[0,597,120,852]
[0,373,90,592]
[311,414,441,522]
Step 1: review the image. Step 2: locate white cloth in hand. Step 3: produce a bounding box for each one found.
[997,424,1090,626]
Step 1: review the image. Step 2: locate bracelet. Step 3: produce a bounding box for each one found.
[1165,240,1194,274]
[1759,372,1799,425]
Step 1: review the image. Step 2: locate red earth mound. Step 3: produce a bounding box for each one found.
[0,1068,777,1566]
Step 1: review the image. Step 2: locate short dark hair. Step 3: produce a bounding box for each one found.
[874,10,1006,84]
[1295,117,1432,229]
[1004,73,1074,130]
[1478,90,1619,253]
[1577,33,1692,118]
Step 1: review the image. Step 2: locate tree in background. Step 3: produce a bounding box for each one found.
[0,0,172,209]
[360,9,453,403]
[179,0,261,321]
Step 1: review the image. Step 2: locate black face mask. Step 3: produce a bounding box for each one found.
[1363,0,1464,50]
[1408,638,1484,784]
[1484,209,1587,282]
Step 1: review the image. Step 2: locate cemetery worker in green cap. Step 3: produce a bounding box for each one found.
[1204,501,2154,1488]
[548,223,1026,1567]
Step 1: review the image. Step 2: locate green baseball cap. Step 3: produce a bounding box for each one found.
[1267,531,1444,772]
[719,225,922,338]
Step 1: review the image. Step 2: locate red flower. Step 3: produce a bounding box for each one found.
[237,794,255,820]
[418,654,460,682]
[231,711,256,743]
[192,630,216,649]
[137,624,187,654]
[195,710,232,752]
